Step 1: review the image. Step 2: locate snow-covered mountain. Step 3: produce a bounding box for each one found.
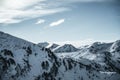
[53,44,79,53]
[0,31,120,80]
[37,43,79,53]
[47,43,59,50]
[0,31,60,80]
[57,40,120,73]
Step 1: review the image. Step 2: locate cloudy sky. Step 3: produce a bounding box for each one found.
[0,0,120,44]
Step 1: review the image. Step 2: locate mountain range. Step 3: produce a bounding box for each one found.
[0,31,120,80]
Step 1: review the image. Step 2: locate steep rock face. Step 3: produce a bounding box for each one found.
[0,31,120,80]
[53,44,79,53]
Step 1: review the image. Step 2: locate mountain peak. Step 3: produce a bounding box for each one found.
[48,43,59,50]
[53,44,79,53]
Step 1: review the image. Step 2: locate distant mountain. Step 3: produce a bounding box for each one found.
[53,44,79,53]
[37,42,59,50]
[48,43,59,50]
[37,42,49,48]
[37,42,79,53]
[57,40,120,73]
[0,31,120,80]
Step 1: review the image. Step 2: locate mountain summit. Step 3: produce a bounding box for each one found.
[53,44,79,53]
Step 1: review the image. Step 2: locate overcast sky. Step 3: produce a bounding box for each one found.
[0,0,120,44]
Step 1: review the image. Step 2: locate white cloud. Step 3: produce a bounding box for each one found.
[1,0,45,9]
[0,18,22,24]
[0,0,110,24]
[0,0,67,24]
[49,19,65,27]
[36,19,45,24]
[0,7,67,24]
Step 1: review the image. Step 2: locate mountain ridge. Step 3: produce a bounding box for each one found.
[0,31,120,80]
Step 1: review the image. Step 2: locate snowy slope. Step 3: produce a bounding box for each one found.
[0,31,120,80]
[0,31,59,80]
